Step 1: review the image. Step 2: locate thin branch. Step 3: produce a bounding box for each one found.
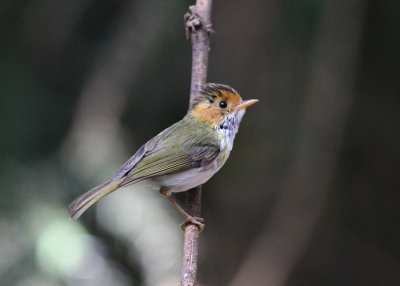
[181,1,213,285]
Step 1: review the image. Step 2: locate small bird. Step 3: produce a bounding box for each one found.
[69,83,258,231]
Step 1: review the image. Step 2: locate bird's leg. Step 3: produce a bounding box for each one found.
[160,188,204,232]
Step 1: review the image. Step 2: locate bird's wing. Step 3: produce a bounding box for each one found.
[110,143,148,182]
[118,142,221,187]
[111,117,221,187]
[110,122,174,182]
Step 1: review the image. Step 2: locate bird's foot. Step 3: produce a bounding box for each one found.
[180,216,205,232]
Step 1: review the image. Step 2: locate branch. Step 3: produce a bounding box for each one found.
[181,1,213,285]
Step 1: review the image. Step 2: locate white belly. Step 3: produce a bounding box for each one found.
[149,160,221,192]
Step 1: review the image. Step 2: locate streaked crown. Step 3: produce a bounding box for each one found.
[189,83,258,127]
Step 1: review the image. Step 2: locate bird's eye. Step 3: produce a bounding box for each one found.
[219,101,227,108]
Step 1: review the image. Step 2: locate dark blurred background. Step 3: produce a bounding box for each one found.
[1,0,399,285]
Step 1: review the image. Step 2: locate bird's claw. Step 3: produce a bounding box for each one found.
[180,216,205,232]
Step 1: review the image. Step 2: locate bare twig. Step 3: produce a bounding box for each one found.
[182,1,213,285]
[185,1,213,108]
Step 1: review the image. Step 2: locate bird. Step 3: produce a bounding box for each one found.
[68,83,258,231]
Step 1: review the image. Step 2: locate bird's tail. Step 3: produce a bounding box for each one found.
[68,178,124,220]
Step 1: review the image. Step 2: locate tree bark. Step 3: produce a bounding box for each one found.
[181,1,213,285]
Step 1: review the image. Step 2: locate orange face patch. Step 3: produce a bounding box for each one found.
[190,90,243,127]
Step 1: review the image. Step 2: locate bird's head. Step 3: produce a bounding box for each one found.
[189,83,258,128]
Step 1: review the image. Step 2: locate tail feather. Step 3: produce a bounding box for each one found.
[69,178,124,220]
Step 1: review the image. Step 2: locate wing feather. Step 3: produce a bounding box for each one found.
[111,116,222,187]
[119,153,192,187]
[119,143,220,187]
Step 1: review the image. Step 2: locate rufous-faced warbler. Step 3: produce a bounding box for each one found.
[69,83,258,231]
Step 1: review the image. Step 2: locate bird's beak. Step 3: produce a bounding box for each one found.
[237,99,259,110]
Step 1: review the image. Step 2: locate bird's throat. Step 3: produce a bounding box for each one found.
[217,110,245,151]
